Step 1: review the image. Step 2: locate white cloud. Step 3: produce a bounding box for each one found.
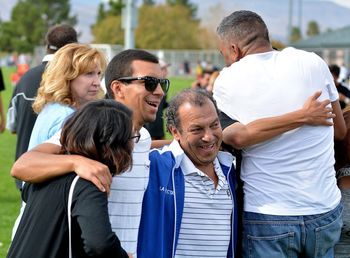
[331,0,350,9]
[0,0,16,20]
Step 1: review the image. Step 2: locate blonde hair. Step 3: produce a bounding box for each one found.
[33,43,107,113]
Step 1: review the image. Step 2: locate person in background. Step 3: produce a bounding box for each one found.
[206,70,220,94]
[195,60,203,79]
[28,43,106,150]
[6,24,77,190]
[144,59,170,140]
[339,64,349,84]
[0,67,6,133]
[191,69,212,91]
[329,64,350,109]
[10,42,107,239]
[214,10,346,257]
[7,99,134,258]
[183,60,190,75]
[334,106,350,256]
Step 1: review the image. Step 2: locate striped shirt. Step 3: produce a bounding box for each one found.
[175,155,233,258]
[108,127,151,257]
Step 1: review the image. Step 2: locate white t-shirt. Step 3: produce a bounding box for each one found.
[213,47,341,216]
[46,127,151,257]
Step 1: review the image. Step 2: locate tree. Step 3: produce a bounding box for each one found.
[0,0,76,53]
[143,0,155,5]
[135,5,201,49]
[107,0,124,16]
[91,0,124,43]
[96,3,107,24]
[0,21,17,52]
[271,40,286,50]
[166,0,197,18]
[307,20,320,37]
[289,26,302,43]
[91,16,124,44]
[198,3,226,49]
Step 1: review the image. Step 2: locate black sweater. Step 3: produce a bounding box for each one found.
[7,173,128,258]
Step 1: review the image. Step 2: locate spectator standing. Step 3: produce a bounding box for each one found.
[195,60,203,79]
[206,70,220,94]
[6,24,77,190]
[329,64,350,109]
[28,43,106,150]
[183,60,190,75]
[339,64,349,84]
[0,67,6,133]
[191,69,212,91]
[11,42,107,239]
[334,107,350,256]
[214,10,346,257]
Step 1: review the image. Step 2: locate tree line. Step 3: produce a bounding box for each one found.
[0,0,323,53]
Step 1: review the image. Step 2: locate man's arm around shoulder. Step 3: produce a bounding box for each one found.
[11,143,112,193]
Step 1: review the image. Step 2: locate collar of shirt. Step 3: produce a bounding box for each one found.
[180,154,226,183]
[42,54,54,63]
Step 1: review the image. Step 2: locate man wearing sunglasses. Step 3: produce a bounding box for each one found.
[10,49,168,258]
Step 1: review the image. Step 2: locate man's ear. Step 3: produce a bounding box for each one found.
[168,125,181,141]
[231,43,242,63]
[110,80,125,100]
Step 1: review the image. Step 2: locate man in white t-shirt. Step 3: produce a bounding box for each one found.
[213,10,346,258]
[10,49,169,257]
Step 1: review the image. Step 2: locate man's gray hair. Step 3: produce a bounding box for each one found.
[166,89,219,132]
[217,10,270,45]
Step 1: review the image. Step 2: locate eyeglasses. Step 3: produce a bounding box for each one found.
[118,76,170,93]
[129,134,141,143]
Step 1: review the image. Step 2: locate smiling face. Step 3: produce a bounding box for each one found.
[113,60,165,130]
[70,64,102,107]
[170,100,222,171]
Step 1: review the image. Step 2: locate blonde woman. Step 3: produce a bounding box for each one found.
[28,43,107,150]
[11,43,107,241]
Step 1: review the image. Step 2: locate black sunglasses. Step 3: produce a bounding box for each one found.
[118,76,170,93]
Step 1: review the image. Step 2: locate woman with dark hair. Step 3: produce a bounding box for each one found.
[7,99,136,258]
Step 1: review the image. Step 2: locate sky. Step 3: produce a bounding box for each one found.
[1,0,350,43]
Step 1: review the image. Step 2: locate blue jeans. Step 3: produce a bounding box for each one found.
[242,203,343,258]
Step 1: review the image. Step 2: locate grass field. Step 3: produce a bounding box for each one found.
[0,65,192,257]
[0,66,18,257]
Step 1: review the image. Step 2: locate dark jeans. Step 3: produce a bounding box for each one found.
[243,203,343,258]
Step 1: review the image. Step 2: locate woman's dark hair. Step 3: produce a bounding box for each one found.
[60,99,133,176]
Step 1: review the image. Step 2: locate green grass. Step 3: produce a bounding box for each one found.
[0,66,19,257]
[164,77,192,139]
[167,77,192,99]
[0,67,192,257]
